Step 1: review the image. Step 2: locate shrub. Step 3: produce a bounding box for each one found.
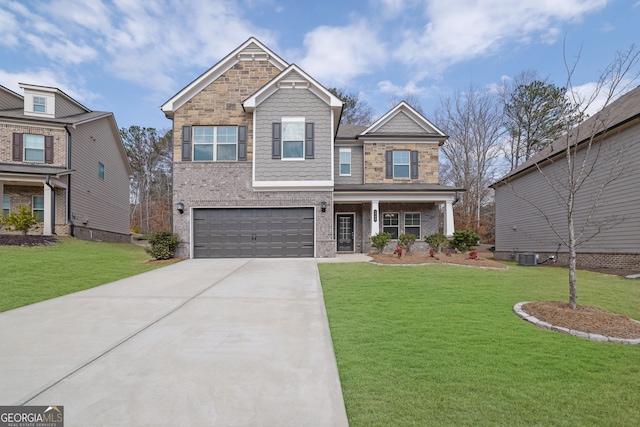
[450,229,481,252]
[0,204,41,235]
[130,225,141,234]
[424,233,449,252]
[145,231,180,260]
[469,250,478,260]
[370,232,392,253]
[398,233,417,253]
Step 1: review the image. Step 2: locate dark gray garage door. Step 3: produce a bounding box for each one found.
[193,208,314,258]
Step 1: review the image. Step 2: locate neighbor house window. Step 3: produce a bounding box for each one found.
[32,196,44,221]
[98,162,105,180]
[339,148,351,176]
[24,134,45,162]
[393,151,410,178]
[193,126,237,161]
[2,195,9,216]
[383,212,399,239]
[282,119,304,159]
[405,212,421,238]
[33,96,46,113]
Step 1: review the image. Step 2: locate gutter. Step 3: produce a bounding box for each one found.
[64,124,74,236]
[45,174,56,235]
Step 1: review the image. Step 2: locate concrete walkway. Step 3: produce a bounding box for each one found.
[0,259,348,427]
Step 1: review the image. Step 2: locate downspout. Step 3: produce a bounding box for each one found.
[452,190,461,205]
[45,174,55,234]
[64,124,74,236]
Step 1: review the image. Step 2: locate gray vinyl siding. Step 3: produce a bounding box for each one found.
[69,117,130,235]
[54,94,86,118]
[254,88,332,182]
[0,92,23,110]
[374,111,425,134]
[494,123,640,254]
[334,145,363,184]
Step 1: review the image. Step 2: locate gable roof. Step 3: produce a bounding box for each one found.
[359,101,447,142]
[160,38,289,118]
[491,85,640,188]
[19,83,91,113]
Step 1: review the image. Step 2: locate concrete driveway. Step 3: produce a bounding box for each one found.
[0,258,348,427]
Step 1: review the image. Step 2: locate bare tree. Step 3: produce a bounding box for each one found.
[436,83,504,235]
[502,45,640,310]
[328,88,376,126]
[387,92,425,115]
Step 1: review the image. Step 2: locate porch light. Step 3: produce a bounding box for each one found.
[321,201,327,212]
[177,202,185,214]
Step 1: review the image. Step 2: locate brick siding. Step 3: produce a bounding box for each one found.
[494,251,640,270]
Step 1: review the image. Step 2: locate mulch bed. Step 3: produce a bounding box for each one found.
[523,301,640,339]
[0,235,58,246]
[369,252,507,269]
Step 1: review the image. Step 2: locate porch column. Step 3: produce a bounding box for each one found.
[371,200,380,236]
[43,183,52,236]
[0,182,3,215]
[444,200,454,237]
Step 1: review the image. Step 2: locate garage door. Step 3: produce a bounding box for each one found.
[193,208,314,258]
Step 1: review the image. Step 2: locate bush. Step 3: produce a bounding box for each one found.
[0,204,41,235]
[450,229,481,252]
[397,233,417,253]
[424,233,449,252]
[145,231,180,260]
[370,232,392,253]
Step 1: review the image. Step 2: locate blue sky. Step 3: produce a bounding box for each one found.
[1,0,638,131]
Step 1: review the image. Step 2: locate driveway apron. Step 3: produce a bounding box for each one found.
[0,258,348,427]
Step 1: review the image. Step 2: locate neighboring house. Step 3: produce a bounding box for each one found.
[0,83,132,242]
[162,38,463,258]
[491,85,640,269]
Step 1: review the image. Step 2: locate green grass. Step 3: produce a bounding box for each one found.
[319,262,640,426]
[0,237,164,312]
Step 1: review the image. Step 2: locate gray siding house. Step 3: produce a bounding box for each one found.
[162,38,462,259]
[0,83,132,242]
[491,85,640,269]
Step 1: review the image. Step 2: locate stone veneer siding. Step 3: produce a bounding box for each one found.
[364,142,439,184]
[172,60,281,163]
[173,162,335,258]
[494,251,640,270]
[0,123,67,166]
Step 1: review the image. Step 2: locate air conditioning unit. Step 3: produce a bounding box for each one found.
[518,253,538,266]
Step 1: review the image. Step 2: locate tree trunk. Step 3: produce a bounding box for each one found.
[568,207,578,310]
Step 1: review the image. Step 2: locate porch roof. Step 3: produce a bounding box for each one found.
[334,183,464,192]
[333,183,464,203]
[0,163,73,177]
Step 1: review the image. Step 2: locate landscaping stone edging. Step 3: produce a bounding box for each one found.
[513,302,640,345]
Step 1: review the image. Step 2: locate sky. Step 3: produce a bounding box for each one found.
[1,0,639,131]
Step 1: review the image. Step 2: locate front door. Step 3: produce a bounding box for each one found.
[337,214,354,252]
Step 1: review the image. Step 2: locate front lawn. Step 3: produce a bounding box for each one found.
[0,237,164,312]
[319,262,640,426]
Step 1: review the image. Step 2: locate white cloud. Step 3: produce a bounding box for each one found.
[0,69,99,103]
[0,7,19,47]
[570,79,635,117]
[298,20,386,87]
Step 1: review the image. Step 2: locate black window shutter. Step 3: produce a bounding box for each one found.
[305,122,314,159]
[385,150,393,178]
[411,150,419,179]
[181,126,191,161]
[272,123,281,159]
[12,133,23,161]
[238,125,247,161]
[44,136,54,164]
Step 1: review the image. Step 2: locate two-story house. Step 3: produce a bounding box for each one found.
[162,38,463,258]
[0,83,132,242]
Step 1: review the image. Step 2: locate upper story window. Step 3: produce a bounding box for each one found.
[193,126,237,161]
[386,150,418,179]
[33,96,46,113]
[98,162,105,180]
[339,148,351,176]
[383,212,399,239]
[282,120,304,159]
[404,212,421,238]
[24,134,45,163]
[2,195,9,216]
[393,151,410,178]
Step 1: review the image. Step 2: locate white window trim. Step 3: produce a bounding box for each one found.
[33,96,46,113]
[339,148,351,176]
[32,195,44,221]
[192,126,238,162]
[24,134,45,163]
[382,212,399,238]
[404,212,421,239]
[281,117,305,161]
[393,150,410,179]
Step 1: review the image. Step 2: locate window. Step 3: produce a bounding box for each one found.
[405,212,421,238]
[32,196,44,222]
[193,126,237,161]
[282,120,304,159]
[24,134,45,162]
[339,148,351,176]
[2,195,9,216]
[383,212,399,239]
[98,162,105,180]
[33,96,46,113]
[393,151,410,178]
